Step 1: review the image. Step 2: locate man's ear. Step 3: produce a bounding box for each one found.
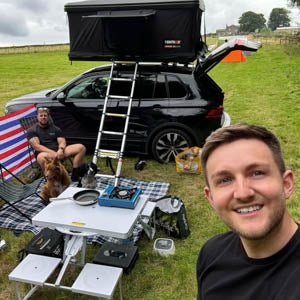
[204,186,214,207]
[283,170,294,199]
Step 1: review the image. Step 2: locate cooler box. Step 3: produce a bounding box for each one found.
[64,0,205,63]
[93,242,139,274]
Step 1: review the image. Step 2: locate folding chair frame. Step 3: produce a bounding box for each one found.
[0,163,45,222]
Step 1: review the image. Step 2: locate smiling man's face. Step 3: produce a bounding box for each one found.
[37,111,49,127]
[204,138,293,241]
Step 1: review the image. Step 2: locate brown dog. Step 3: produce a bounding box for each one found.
[41,157,71,202]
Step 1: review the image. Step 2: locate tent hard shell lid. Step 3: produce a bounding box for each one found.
[64,0,206,63]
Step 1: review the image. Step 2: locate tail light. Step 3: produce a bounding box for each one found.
[205,105,223,118]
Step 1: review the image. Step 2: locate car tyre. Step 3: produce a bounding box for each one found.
[152,128,193,164]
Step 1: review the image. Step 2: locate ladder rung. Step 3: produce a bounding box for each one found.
[111,77,133,82]
[98,149,120,159]
[105,113,126,118]
[97,174,116,179]
[109,95,130,100]
[99,149,119,154]
[102,130,124,136]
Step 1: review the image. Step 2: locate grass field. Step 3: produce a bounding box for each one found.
[0,41,299,299]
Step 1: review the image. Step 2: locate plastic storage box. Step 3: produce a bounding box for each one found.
[93,242,139,274]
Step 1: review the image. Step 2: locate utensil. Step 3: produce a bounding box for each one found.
[49,197,73,201]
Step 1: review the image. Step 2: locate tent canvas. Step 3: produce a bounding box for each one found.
[221,50,247,62]
[64,0,205,63]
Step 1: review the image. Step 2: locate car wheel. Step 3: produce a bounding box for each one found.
[152,128,193,164]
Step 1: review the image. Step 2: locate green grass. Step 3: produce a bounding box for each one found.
[0,42,299,299]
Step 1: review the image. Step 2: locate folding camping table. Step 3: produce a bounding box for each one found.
[9,187,155,299]
[32,187,149,239]
[31,186,151,267]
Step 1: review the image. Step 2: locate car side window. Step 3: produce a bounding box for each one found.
[134,74,167,99]
[154,74,167,98]
[167,75,187,98]
[66,76,108,100]
[134,75,155,99]
[109,73,132,97]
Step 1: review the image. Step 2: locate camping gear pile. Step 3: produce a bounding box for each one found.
[175,146,202,174]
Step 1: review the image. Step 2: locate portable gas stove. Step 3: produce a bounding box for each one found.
[98,185,141,209]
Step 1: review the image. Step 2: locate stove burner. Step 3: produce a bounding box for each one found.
[109,187,137,200]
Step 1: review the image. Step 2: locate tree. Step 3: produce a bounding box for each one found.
[238,11,266,33]
[288,0,300,7]
[268,8,291,31]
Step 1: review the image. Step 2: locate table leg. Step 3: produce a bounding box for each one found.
[12,281,21,300]
[55,255,72,286]
[63,234,70,262]
[80,236,87,266]
[119,277,123,300]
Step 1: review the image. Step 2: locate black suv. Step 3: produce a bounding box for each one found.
[5,39,261,163]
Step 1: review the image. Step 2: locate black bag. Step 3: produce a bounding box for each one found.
[151,195,190,239]
[18,228,64,261]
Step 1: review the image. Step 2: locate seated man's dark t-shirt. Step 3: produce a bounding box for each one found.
[27,123,65,153]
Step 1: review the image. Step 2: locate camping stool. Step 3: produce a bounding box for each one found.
[140,201,157,239]
[8,254,61,300]
[71,263,123,299]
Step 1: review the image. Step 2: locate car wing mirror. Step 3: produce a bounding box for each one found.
[57,92,66,103]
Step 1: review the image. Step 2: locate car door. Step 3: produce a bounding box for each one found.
[118,72,170,152]
[51,71,118,148]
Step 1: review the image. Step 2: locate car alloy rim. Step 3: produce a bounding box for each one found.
[156,132,189,163]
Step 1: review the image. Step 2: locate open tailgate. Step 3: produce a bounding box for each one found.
[195,38,262,75]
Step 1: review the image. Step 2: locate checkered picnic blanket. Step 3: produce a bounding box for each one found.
[0,176,170,244]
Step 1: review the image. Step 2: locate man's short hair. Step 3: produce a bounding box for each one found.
[201,123,286,184]
[37,107,49,114]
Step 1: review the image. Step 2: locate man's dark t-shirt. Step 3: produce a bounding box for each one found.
[196,226,300,300]
[27,123,64,153]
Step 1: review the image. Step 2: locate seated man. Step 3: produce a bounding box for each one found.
[197,123,298,299]
[27,107,86,181]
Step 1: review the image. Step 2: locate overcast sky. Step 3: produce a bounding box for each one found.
[0,0,298,47]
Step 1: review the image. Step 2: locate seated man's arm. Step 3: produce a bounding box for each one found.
[57,137,67,151]
[29,136,56,155]
[56,137,67,160]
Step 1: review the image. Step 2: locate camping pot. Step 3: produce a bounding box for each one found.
[50,189,100,206]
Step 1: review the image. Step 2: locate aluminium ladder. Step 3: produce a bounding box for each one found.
[92,61,139,187]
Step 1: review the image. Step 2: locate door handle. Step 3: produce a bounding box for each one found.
[153,105,161,111]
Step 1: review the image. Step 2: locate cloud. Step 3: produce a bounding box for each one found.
[17,0,49,13]
[0,4,29,37]
[0,0,69,46]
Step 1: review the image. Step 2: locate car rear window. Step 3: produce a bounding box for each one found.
[167,75,187,98]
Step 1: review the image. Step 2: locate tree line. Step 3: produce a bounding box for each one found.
[238,8,294,33]
[238,1,299,33]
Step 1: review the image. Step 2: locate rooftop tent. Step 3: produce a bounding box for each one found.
[64,0,205,63]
